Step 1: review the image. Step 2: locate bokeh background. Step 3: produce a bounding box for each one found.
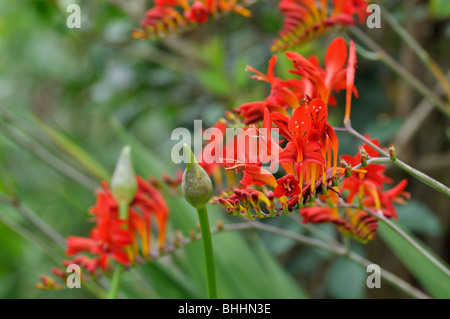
[0,0,449,299]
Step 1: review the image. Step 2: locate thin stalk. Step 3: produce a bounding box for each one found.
[0,120,98,190]
[382,8,450,100]
[342,125,450,197]
[345,250,430,299]
[196,205,217,299]
[289,213,340,246]
[376,211,450,277]
[0,206,106,298]
[106,264,123,299]
[348,26,450,117]
[105,201,129,299]
[139,221,429,299]
[0,209,62,262]
[0,192,66,249]
[248,221,430,299]
[331,202,450,278]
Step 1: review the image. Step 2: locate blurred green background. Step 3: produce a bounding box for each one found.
[0,0,449,299]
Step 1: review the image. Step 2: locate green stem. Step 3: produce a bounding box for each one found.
[106,264,123,299]
[105,201,129,299]
[118,201,129,220]
[196,205,217,299]
[344,125,450,197]
[382,7,450,101]
[249,221,430,299]
[378,213,450,277]
[332,202,450,278]
[0,192,66,249]
[348,26,450,117]
[392,160,450,197]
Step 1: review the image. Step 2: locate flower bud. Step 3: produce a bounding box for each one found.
[111,145,137,206]
[389,144,396,161]
[181,144,213,209]
[345,165,352,178]
[358,146,368,167]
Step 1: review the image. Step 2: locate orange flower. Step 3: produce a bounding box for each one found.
[236,38,358,124]
[272,0,368,51]
[132,0,251,39]
[66,177,169,272]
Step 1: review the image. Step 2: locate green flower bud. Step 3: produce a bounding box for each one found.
[389,144,397,161]
[181,144,213,209]
[358,146,368,167]
[111,145,137,206]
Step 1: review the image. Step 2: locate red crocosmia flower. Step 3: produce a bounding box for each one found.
[65,176,169,272]
[66,237,97,256]
[133,0,251,39]
[345,40,357,119]
[299,135,409,242]
[300,206,346,226]
[197,119,228,182]
[341,136,393,204]
[274,174,301,198]
[236,56,304,124]
[133,176,169,250]
[272,0,368,51]
[362,179,410,219]
[271,98,338,195]
[300,191,379,243]
[286,37,358,106]
[333,0,369,25]
[240,165,278,188]
[218,188,273,217]
[64,256,98,274]
[184,1,210,23]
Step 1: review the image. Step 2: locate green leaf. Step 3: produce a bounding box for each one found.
[429,0,450,20]
[378,222,450,298]
[326,257,367,299]
[395,199,443,235]
[31,117,110,181]
[197,69,232,97]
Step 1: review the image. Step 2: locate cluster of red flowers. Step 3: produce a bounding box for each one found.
[36,176,169,290]
[132,0,368,54]
[272,0,368,51]
[198,36,409,243]
[301,136,410,242]
[209,37,355,212]
[237,37,357,124]
[132,0,251,39]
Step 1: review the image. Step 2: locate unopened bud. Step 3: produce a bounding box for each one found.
[332,176,339,187]
[389,144,396,161]
[358,146,368,167]
[181,144,213,209]
[345,165,352,178]
[111,145,137,206]
[339,157,348,168]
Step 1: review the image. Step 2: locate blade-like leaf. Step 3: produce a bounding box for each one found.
[378,222,450,298]
[32,117,110,181]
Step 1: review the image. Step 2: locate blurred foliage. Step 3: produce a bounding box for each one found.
[0,0,449,299]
